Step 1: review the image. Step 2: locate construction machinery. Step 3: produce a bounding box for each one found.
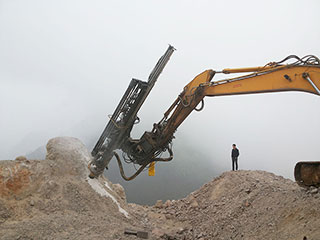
[295,162,320,187]
[88,45,320,187]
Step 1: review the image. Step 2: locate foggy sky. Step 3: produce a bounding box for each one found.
[1,0,320,181]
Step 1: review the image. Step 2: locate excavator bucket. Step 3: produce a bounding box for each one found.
[294,161,320,187]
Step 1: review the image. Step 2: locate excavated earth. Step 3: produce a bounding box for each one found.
[1,137,320,240]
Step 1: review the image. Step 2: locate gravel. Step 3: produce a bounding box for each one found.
[1,137,319,240]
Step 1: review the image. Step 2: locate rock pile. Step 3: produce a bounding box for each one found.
[143,171,320,240]
[1,137,320,240]
[0,137,143,240]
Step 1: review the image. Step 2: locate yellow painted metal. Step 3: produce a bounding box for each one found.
[183,70,215,96]
[154,60,320,187]
[222,65,279,74]
[204,66,320,96]
[160,65,320,148]
[148,162,155,176]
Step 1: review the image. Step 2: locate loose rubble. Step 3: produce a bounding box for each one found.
[0,137,143,240]
[1,137,320,240]
[140,171,320,240]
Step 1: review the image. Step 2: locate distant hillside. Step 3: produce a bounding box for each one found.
[26,145,46,159]
[105,137,223,205]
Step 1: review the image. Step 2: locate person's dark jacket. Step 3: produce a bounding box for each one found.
[231,148,239,158]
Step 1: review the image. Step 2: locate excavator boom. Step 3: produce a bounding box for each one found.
[89,50,320,187]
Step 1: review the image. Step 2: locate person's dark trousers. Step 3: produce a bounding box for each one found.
[232,157,238,171]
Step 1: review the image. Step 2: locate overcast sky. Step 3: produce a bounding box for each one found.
[1,0,320,180]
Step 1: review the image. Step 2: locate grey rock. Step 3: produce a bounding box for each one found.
[15,156,27,161]
[154,200,163,208]
[310,187,318,194]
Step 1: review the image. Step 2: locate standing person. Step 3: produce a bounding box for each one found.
[231,144,240,171]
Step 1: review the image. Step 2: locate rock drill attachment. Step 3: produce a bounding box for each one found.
[88,45,175,179]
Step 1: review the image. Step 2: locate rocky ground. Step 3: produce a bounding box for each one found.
[140,171,320,240]
[1,137,320,240]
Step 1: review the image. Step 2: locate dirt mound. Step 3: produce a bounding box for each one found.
[0,137,145,240]
[144,171,320,240]
[1,137,320,240]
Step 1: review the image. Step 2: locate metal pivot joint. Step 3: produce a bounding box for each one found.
[302,72,320,95]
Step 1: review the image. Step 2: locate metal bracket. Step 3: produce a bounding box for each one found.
[303,72,320,95]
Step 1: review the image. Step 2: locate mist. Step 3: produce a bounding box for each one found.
[1,0,320,204]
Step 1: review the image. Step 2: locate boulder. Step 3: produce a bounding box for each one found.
[15,156,27,161]
[45,137,91,178]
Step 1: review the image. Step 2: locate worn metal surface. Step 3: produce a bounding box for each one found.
[89,45,175,178]
[295,161,320,187]
[124,228,149,239]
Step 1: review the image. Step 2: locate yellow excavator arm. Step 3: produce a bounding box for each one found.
[89,52,320,186]
[159,58,320,148]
